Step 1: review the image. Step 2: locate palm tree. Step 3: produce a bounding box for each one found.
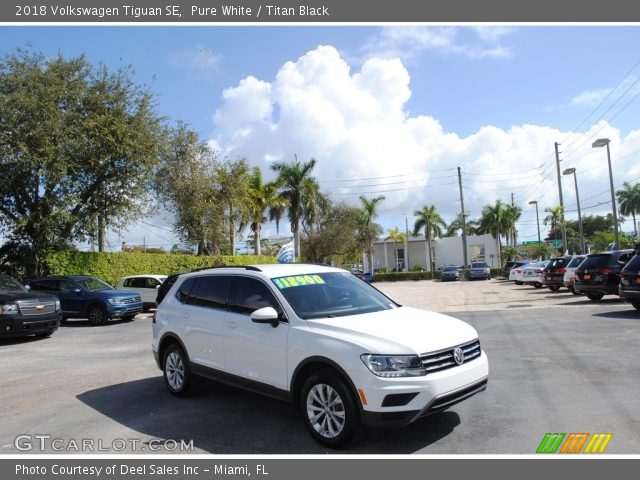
[477,200,509,263]
[445,213,480,237]
[413,205,446,272]
[504,204,522,247]
[617,181,640,238]
[543,205,565,254]
[271,157,320,258]
[246,167,278,256]
[216,159,250,256]
[387,227,406,271]
[268,197,289,236]
[358,195,385,275]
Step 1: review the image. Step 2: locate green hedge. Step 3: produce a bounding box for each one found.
[45,251,278,286]
[373,271,440,282]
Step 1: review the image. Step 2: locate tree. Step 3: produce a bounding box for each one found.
[504,204,522,246]
[271,156,320,258]
[358,196,385,275]
[216,158,251,256]
[0,49,165,275]
[302,202,362,264]
[268,197,289,236]
[155,123,225,255]
[445,213,479,237]
[413,205,446,272]
[246,166,279,256]
[617,182,640,238]
[387,227,406,271]
[477,200,509,264]
[543,205,565,254]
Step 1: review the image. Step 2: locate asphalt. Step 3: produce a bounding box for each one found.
[1,283,639,454]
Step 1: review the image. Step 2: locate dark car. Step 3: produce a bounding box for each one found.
[619,252,640,310]
[0,274,62,339]
[25,275,143,325]
[441,266,460,281]
[573,250,634,301]
[469,261,491,280]
[543,255,573,291]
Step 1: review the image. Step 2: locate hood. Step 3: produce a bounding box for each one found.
[99,289,141,299]
[0,291,57,303]
[306,306,478,355]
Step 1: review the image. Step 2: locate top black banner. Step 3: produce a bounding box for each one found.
[4,0,640,22]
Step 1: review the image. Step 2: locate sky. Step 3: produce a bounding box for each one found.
[1,25,640,251]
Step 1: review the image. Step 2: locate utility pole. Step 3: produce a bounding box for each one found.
[511,192,516,246]
[458,167,469,269]
[554,142,567,254]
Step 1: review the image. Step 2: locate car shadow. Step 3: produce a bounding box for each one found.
[560,298,624,307]
[61,318,135,327]
[592,309,639,319]
[76,377,460,454]
[0,334,53,346]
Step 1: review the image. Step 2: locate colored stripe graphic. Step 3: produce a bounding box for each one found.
[584,433,613,454]
[536,433,565,453]
[559,433,589,453]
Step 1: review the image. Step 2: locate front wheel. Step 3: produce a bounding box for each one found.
[163,344,192,397]
[515,281,523,285]
[587,293,604,301]
[534,283,543,288]
[300,370,359,449]
[549,285,560,291]
[88,304,109,325]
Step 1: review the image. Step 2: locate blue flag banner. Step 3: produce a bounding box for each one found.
[276,242,295,263]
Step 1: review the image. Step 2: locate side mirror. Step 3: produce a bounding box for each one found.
[73,288,82,294]
[24,284,31,290]
[250,307,280,328]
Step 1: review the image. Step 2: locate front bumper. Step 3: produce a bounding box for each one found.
[354,350,489,429]
[469,271,490,279]
[0,312,62,338]
[574,283,618,296]
[108,302,144,318]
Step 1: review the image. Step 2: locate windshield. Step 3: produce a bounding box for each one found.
[443,267,457,272]
[272,272,398,320]
[0,275,28,293]
[471,262,489,268]
[77,277,114,292]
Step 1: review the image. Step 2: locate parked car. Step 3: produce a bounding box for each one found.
[502,261,527,278]
[0,274,62,339]
[152,264,488,448]
[563,255,586,294]
[573,250,634,301]
[619,252,640,310]
[117,275,167,311]
[440,265,460,281]
[510,262,530,284]
[25,276,143,325]
[523,261,550,288]
[469,261,491,280]
[543,256,573,291]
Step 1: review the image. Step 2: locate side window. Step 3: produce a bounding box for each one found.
[146,278,160,288]
[123,278,134,287]
[59,280,77,293]
[133,278,148,288]
[30,280,58,292]
[191,276,231,310]
[175,277,196,304]
[232,277,282,316]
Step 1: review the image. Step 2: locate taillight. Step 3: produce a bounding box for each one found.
[152,312,157,324]
[621,270,629,275]
[557,268,566,274]
[600,268,613,275]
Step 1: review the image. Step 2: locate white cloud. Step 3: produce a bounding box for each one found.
[360,26,514,63]
[170,45,221,73]
[570,88,612,107]
[209,45,640,240]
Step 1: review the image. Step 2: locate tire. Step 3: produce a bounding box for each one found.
[122,315,136,322]
[587,293,604,301]
[534,283,543,288]
[571,288,580,296]
[632,302,640,311]
[87,304,109,325]
[515,281,523,286]
[549,285,560,291]
[163,344,192,397]
[300,369,359,449]
[35,329,54,338]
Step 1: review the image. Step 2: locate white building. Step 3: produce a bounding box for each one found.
[372,234,500,272]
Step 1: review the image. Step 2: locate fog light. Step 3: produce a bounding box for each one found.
[5,326,11,331]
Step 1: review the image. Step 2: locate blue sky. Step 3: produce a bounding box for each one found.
[2,26,640,249]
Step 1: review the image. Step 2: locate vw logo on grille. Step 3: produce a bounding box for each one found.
[453,347,465,365]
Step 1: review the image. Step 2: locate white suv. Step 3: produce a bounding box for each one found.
[152,264,488,448]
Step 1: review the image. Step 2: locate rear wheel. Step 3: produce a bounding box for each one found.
[87,304,109,325]
[587,293,604,301]
[549,285,560,291]
[300,370,359,449]
[631,301,640,311]
[515,281,523,285]
[534,283,543,288]
[163,344,192,397]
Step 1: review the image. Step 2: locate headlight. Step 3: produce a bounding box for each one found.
[0,304,19,315]
[361,354,426,378]
[108,298,125,305]
[55,300,61,311]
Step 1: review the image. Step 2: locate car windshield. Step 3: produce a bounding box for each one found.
[472,263,489,268]
[443,267,457,272]
[272,272,398,320]
[0,275,27,293]
[76,277,114,291]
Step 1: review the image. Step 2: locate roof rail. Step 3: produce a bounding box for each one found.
[190,265,263,272]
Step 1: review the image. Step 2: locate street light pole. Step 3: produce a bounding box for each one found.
[529,200,541,243]
[562,167,585,254]
[403,213,410,272]
[592,138,620,249]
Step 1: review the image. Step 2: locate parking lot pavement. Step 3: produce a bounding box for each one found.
[1,281,639,454]
[375,278,632,313]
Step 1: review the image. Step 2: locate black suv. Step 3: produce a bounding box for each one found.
[0,274,62,338]
[619,252,640,310]
[543,255,573,291]
[25,276,143,325]
[573,250,634,301]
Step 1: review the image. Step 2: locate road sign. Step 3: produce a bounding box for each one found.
[551,240,562,248]
[522,241,544,246]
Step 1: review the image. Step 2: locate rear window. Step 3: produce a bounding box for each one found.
[567,256,586,268]
[546,258,568,269]
[579,254,614,269]
[623,254,640,271]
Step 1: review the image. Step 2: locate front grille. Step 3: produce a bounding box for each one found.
[120,296,141,304]
[18,301,57,316]
[420,339,481,374]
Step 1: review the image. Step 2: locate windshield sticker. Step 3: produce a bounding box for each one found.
[273,275,325,289]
